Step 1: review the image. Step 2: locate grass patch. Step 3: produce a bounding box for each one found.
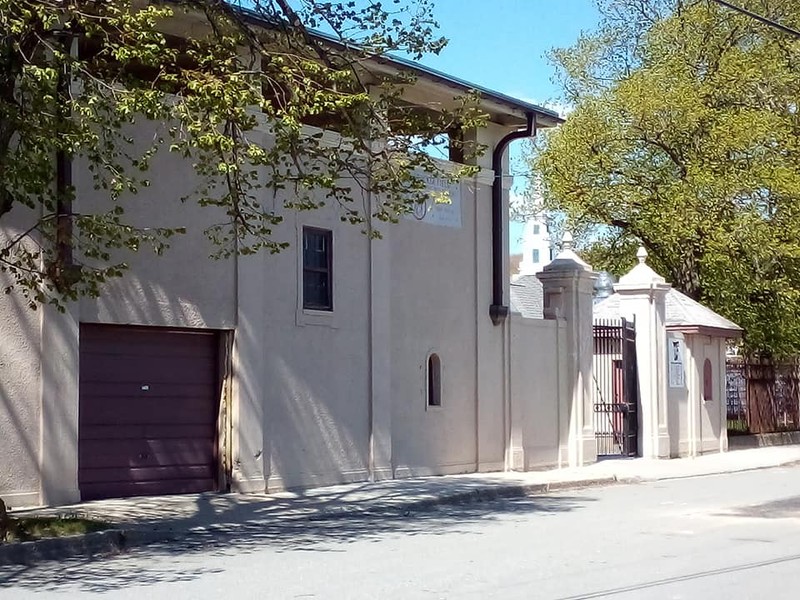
[727,419,750,435]
[3,516,109,543]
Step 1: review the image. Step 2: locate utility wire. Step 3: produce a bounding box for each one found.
[709,0,800,38]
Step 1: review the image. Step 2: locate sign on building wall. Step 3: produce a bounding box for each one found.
[404,174,462,229]
[669,338,685,388]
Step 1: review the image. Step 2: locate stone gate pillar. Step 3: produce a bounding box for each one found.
[537,234,598,467]
[614,248,671,458]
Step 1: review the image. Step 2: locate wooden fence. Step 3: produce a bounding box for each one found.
[726,357,800,434]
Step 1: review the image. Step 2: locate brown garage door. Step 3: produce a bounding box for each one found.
[79,325,220,500]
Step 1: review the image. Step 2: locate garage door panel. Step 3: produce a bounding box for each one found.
[80,329,217,357]
[80,382,218,401]
[80,424,215,441]
[79,438,215,467]
[80,479,216,501]
[81,356,218,385]
[80,465,215,484]
[81,342,217,359]
[79,396,217,426]
[79,325,220,500]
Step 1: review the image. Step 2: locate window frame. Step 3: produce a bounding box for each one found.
[302,226,333,312]
[426,352,442,409]
[703,358,713,402]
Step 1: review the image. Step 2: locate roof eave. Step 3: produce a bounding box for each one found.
[666,324,743,339]
[187,3,564,127]
[367,55,563,127]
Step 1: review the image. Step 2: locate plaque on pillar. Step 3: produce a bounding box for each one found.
[668,339,685,388]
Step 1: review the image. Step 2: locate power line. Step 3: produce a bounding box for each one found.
[709,0,800,38]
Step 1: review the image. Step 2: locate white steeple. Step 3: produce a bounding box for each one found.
[517,213,553,276]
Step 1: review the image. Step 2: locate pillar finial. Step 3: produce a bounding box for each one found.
[637,246,648,264]
[562,231,574,251]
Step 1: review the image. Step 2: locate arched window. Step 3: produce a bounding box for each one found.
[427,353,442,407]
[703,358,713,402]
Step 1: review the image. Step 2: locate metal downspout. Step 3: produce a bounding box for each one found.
[490,112,535,474]
[490,112,536,325]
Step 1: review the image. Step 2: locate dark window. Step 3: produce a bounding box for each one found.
[302,227,333,311]
[703,358,713,401]
[447,125,465,164]
[427,353,442,407]
[533,224,540,235]
[532,249,540,263]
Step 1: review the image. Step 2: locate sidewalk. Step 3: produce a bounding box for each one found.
[5,445,800,565]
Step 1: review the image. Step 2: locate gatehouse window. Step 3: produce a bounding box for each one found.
[703,358,713,401]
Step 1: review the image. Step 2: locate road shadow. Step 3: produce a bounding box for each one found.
[716,494,800,519]
[0,492,593,593]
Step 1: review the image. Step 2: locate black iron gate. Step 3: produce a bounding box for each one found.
[592,318,639,457]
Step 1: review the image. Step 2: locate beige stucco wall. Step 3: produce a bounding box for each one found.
[509,315,567,470]
[468,122,511,473]
[389,182,479,476]
[0,113,518,504]
[667,331,727,457]
[0,288,42,508]
[389,123,511,477]
[73,125,375,494]
[0,208,43,508]
[688,334,726,454]
[666,332,688,457]
[259,207,372,490]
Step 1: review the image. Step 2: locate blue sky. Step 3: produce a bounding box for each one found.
[417,1,600,253]
[422,0,599,109]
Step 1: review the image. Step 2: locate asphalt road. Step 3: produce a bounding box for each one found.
[2,465,800,599]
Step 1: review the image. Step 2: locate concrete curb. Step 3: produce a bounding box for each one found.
[2,460,798,567]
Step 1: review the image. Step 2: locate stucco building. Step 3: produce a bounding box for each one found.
[0,28,569,506]
[594,248,742,458]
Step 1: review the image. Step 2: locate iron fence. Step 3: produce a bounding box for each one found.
[726,357,748,433]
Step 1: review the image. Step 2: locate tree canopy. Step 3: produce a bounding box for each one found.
[533,0,800,357]
[0,0,485,308]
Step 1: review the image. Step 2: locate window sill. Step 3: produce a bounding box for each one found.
[296,308,339,329]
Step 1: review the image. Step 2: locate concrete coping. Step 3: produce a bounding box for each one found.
[615,246,671,292]
[540,231,595,276]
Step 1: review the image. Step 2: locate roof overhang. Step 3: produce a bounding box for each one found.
[667,325,743,339]
[203,3,563,129]
[367,55,563,128]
